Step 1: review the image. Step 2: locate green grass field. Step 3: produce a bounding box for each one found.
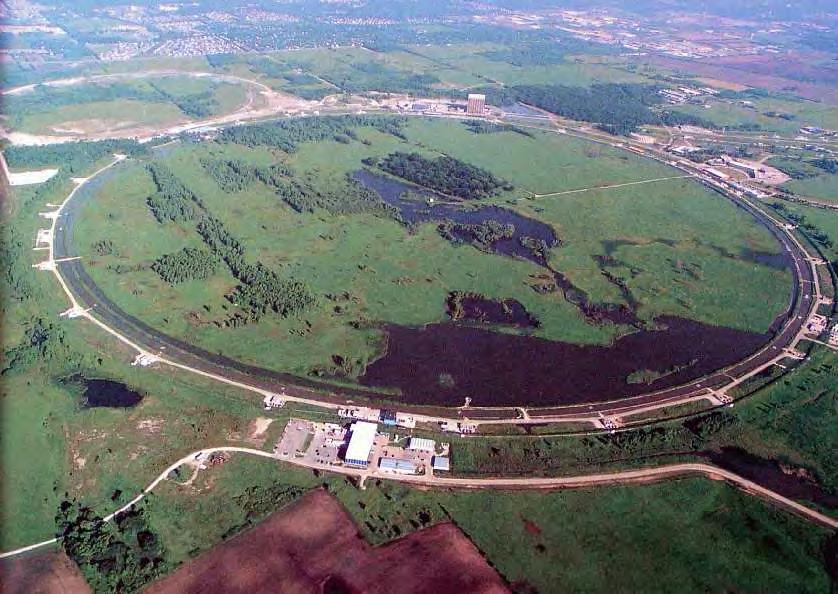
[5,76,248,135]
[139,454,832,594]
[782,174,838,204]
[72,117,791,382]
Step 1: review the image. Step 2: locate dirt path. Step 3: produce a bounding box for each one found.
[2,446,835,561]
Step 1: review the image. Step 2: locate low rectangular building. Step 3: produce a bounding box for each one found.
[378,457,417,475]
[343,421,377,467]
[432,456,450,472]
[406,437,435,452]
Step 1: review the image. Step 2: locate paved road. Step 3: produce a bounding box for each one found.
[2,446,835,559]
[42,109,824,428]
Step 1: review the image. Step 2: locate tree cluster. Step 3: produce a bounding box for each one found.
[152,247,219,285]
[2,318,67,375]
[1,227,34,303]
[4,139,147,174]
[144,164,315,322]
[371,151,510,200]
[216,115,406,151]
[438,219,515,249]
[811,158,838,174]
[56,501,167,594]
[475,83,713,135]
[145,163,203,223]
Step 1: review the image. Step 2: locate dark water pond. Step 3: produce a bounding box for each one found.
[359,316,768,407]
[62,375,144,408]
[707,447,838,509]
[355,169,642,326]
[353,169,557,267]
[447,292,539,329]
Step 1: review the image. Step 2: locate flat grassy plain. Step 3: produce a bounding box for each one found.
[4,76,248,135]
[141,454,832,594]
[74,117,791,382]
[782,174,838,204]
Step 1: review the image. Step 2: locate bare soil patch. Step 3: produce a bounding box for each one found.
[0,549,91,594]
[145,489,509,594]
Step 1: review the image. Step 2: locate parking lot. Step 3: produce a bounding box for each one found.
[275,419,345,467]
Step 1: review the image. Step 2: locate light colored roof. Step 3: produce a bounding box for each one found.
[406,437,435,451]
[345,421,377,463]
[432,456,450,471]
[379,458,416,472]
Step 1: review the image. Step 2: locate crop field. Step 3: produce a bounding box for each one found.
[73,116,791,391]
[139,455,833,594]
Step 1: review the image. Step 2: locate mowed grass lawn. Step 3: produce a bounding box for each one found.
[143,455,832,594]
[76,117,791,380]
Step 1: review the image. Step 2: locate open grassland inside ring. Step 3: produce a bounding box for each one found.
[69,116,794,408]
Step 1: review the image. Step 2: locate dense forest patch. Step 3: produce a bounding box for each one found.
[367,151,511,199]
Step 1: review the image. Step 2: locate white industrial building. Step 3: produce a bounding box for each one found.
[344,421,377,467]
[405,437,435,452]
[378,458,417,475]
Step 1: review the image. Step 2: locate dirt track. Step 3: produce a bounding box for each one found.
[144,489,510,594]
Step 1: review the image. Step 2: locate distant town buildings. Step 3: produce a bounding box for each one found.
[467,93,486,116]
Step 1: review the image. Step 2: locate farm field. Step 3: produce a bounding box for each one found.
[73,116,791,400]
[138,454,833,594]
[145,488,508,594]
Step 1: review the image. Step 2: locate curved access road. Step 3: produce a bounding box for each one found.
[2,446,834,560]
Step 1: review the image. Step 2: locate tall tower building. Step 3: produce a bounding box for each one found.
[466,93,486,116]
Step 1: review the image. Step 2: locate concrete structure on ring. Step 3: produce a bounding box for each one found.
[467,93,486,116]
[344,421,377,467]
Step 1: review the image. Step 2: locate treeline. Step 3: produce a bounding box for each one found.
[152,247,218,284]
[463,119,533,137]
[216,115,407,151]
[475,83,711,135]
[4,139,147,173]
[145,164,315,322]
[811,158,838,174]
[369,152,511,200]
[201,158,292,193]
[3,80,219,124]
[146,163,203,223]
[150,81,219,119]
[57,501,167,593]
[1,227,34,302]
[769,202,833,249]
